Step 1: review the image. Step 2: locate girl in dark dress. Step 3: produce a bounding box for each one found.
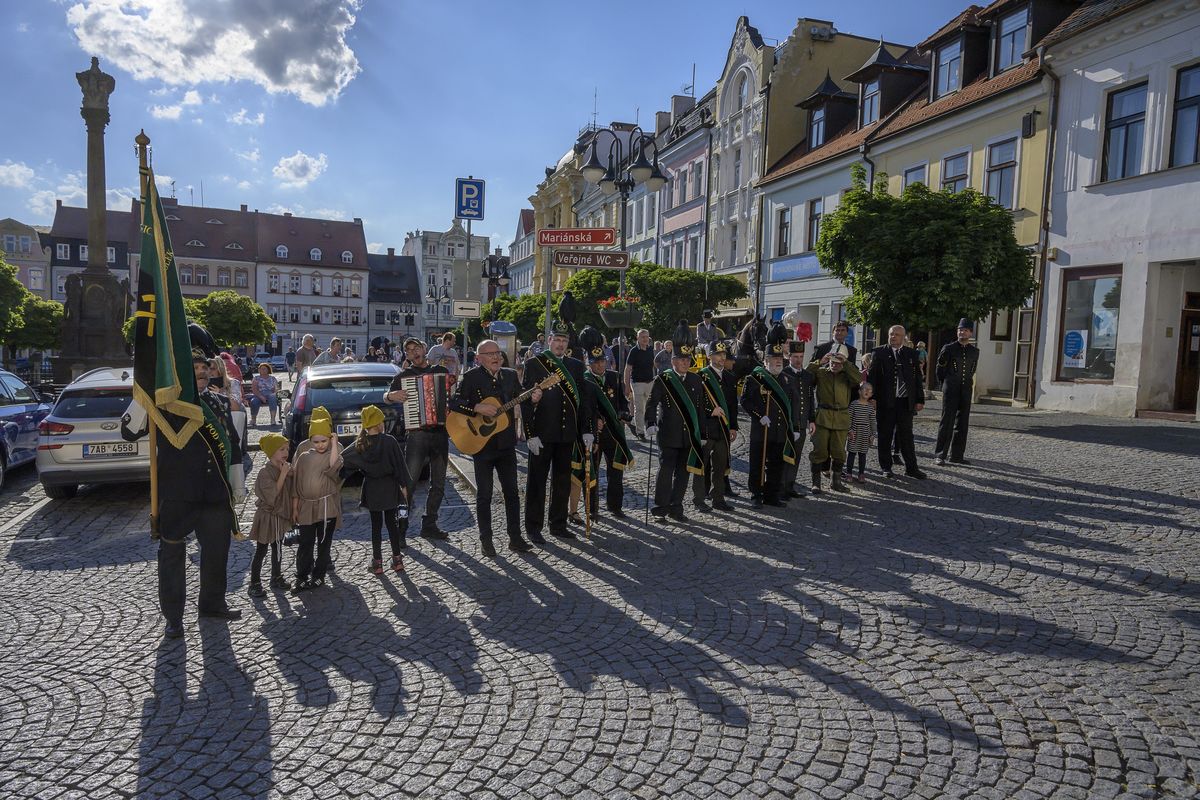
[342,405,409,574]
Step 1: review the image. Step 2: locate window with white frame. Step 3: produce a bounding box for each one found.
[217,269,230,286]
[810,106,826,148]
[312,274,322,295]
[276,244,288,259]
[936,39,962,97]
[903,164,927,188]
[375,309,385,325]
[351,279,361,297]
[679,168,688,203]
[269,273,279,292]
[289,274,301,294]
[79,244,88,262]
[733,148,742,187]
[56,243,69,260]
[195,268,209,286]
[56,275,66,296]
[646,193,656,227]
[1172,64,1200,167]
[310,248,322,261]
[729,224,739,265]
[29,268,44,290]
[692,162,703,199]
[332,278,343,296]
[351,309,361,325]
[332,308,343,324]
[180,267,193,285]
[235,270,248,288]
[942,152,969,193]
[688,237,699,270]
[341,250,353,264]
[807,198,823,251]
[290,308,300,323]
[777,208,791,257]
[861,79,880,126]
[106,246,116,263]
[986,139,1017,208]
[995,7,1028,73]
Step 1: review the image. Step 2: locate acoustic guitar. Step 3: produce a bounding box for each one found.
[447,374,562,455]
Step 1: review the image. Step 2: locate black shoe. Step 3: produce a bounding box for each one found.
[668,510,689,523]
[248,582,266,598]
[567,513,583,526]
[551,528,576,540]
[420,528,448,540]
[269,575,291,590]
[164,620,183,639]
[508,538,533,553]
[935,457,947,466]
[480,538,497,557]
[199,607,242,621]
[693,500,711,513]
[905,468,928,480]
[608,507,626,518]
[309,576,326,588]
[396,537,408,550]
[713,500,735,511]
[292,578,311,594]
[882,470,895,479]
[651,506,668,518]
[725,486,741,498]
[528,532,547,545]
[949,457,971,465]
[764,498,786,507]
[751,496,764,508]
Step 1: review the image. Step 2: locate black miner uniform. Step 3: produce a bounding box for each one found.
[644,365,707,518]
[583,367,629,515]
[741,350,803,505]
[521,348,593,539]
[781,347,817,497]
[934,322,980,463]
[451,364,529,551]
[692,343,740,508]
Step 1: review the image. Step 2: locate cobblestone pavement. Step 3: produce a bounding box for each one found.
[1,405,1198,799]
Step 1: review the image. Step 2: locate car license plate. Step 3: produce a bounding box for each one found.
[83,442,137,458]
[336,423,360,436]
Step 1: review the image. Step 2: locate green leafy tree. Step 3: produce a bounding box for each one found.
[0,257,26,351]
[201,290,275,348]
[482,291,555,343]
[7,294,63,352]
[562,268,620,332]
[626,261,748,338]
[816,163,1036,333]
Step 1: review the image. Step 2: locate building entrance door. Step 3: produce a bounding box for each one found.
[1176,303,1200,412]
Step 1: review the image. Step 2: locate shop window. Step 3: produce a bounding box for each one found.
[1057,268,1121,381]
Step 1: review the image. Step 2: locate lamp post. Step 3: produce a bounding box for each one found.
[581,125,666,378]
[483,257,510,300]
[426,279,451,343]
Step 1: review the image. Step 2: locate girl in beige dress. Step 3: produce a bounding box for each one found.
[248,433,293,597]
[291,407,344,591]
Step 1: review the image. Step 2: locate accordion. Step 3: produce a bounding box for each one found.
[399,374,451,429]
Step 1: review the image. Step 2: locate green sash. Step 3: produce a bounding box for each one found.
[699,366,731,476]
[585,371,633,471]
[752,366,797,465]
[660,370,704,476]
[535,351,591,487]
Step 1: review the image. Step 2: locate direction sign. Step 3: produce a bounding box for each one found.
[455,177,485,220]
[536,227,616,247]
[452,300,481,318]
[553,250,629,270]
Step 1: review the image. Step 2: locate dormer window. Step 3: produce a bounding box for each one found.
[166,214,181,221]
[861,79,880,126]
[275,244,288,259]
[341,250,353,264]
[185,239,204,247]
[996,7,1028,73]
[205,218,224,225]
[310,247,322,261]
[810,106,826,149]
[936,40,962,98]
[225,242,244,250]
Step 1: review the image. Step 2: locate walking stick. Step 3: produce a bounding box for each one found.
[583,440,592,540]
[760,393,771,489]
[644,433,655,524]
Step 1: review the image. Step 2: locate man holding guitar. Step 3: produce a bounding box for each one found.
[449,340,534,557]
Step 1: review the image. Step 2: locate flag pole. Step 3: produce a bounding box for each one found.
[136,130,160,539]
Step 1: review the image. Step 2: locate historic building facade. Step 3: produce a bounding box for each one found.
[507,209,536,297]
[1,217,50,299]
[402,220,489,340]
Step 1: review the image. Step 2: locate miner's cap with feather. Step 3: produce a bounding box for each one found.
[189,322,217,363]
[671,319,696,359]
[579,325,607,364]
[764,319,789,359]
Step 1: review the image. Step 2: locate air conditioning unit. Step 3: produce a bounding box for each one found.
[810,25,834,41]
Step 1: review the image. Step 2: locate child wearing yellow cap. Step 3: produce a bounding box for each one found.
[248,433,293,597]
[342,405,409,574]
[291,406,344,591]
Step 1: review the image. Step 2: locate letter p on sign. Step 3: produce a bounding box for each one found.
[455,177,485,221]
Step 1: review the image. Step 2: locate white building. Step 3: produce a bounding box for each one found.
[403,220,489,341]
[507,209,536,297]
[1036,0,1200,417]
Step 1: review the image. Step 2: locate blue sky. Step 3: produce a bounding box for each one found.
[0,0,967,254]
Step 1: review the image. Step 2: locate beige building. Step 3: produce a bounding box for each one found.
[402,220,489,340]
[0,218,50,299]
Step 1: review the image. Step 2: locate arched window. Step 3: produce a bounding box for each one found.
[736,74,748,111]
[275,244,288,259]
[341,250,353,264]
[309,247,322,261]
[217,269,230,286]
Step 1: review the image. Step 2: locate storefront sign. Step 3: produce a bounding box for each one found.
[1063,329,1087,368]
[769,253,822,282]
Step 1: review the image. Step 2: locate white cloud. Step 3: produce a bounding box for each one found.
[228,108,265,126]
[236,180,252,190]
[150,103,182,120]
[17,22,30,33]
[309,207,348,221]
[0,161,36,189]
[181,89,202,106]
[66,0,363,106]
[27,172,87,217]
[192,117,204,124]
[236,147,260,163]
[149,86,171,97]
[265,203,294,216]
[154,173,174,189]
[272,150,327,188]
[368,241,384,253]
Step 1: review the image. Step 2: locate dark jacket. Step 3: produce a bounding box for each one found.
[156,404,234,508]
[810,339,858,366]
[698,366,739,439]
[784,365,817,426]
[388,362,450,436]
[935,341,979,395]
[741,369,802,443]
[451,365,522,452]
[868,345,926,412]
[342,432,407,511]
[521,351,593,444]
[644,369,706,450]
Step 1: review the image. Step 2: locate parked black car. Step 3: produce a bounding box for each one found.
[282,362,400,450]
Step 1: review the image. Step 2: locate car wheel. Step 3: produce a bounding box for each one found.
[44,483,78,499]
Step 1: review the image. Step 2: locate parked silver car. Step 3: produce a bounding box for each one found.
[36,367,149,499]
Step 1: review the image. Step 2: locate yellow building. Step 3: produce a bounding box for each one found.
[529,146,582,295]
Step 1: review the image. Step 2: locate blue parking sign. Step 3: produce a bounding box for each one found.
[455,178,485,221]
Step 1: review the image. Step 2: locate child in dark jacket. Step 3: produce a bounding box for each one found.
[342,405,409,574]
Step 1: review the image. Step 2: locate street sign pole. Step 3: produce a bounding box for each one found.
[455,175,486,367]
[543,244,552,340]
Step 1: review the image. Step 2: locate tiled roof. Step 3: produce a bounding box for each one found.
[1035,0,1155,52]
[366,252,420,304]
[256,211,368,268]
[49,204,132,243]
[146,199,257,262]
[759,57,1042,186]
[798,71,857,109]
[918,5,985,51]
[518,209,535,238]
[847,41,928,83]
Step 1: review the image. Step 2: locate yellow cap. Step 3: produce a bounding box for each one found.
[260,433,289,459]
[308,406,332,438]
[361,405,384,430]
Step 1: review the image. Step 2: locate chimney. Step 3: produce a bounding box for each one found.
[240,204,248,212]
[655,110,672,136]
[353,217,362,225]
[494,246,502,256]
[671,94,695,123]
[387,247,395,259]
[283,212,292,217]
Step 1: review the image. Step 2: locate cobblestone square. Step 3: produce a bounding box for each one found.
[1,406,1198,799]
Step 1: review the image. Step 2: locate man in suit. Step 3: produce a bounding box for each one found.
[781,342,817,498]
[521,327,593,542]
[693,340,740,512]
[644,334,711,523]
[867,324,927,479]
[935,318,980,465]
[741,341,804,507]
[810,319,858,367]
[578,345,634,518]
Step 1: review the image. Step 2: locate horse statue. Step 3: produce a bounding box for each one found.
[732,312,768,379]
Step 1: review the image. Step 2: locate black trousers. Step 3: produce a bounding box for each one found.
[655,444,691,510]
[781,431,807,492]
[935,388,972,460]
[157,500,233,624]
[877,405,917,472]
[599,436,624,512]
[526,440,573,535]
[296,518,336,581]
[368,508,406,559]
[250,541,283,584]
[692,435,731,503]
[475,446,522,542]
[748,432,784,500]
[404,429,447,532]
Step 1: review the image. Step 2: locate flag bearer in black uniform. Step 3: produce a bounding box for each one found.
[571,327,635,519]
[934,318,980,465]
[451,339,533,556]
[741,326,804,508]
[644,322,710,523]
[781,342,817,499]
[693,340,739,512]
[521,326,593,542]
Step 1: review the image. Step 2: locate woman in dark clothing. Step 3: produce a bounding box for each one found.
[342,405,409,574]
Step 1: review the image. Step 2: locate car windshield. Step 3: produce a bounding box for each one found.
[54,387,131,419]
[306,376,392,412]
